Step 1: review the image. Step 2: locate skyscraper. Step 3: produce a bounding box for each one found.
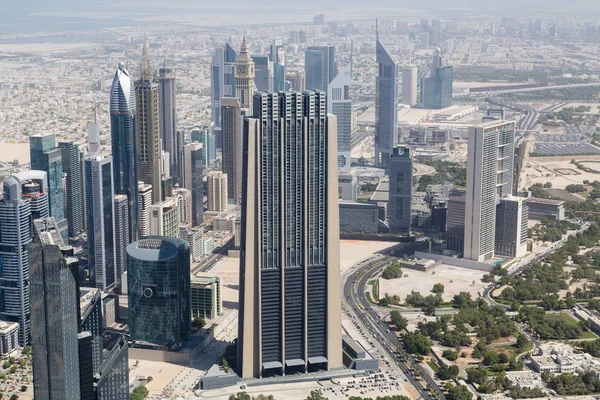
[252,55,273,91]
[388,146,413,235]
[29,133,68,242]
[17,170,49,220]
[113,194,129,288]
[374,26,399,169]
[327,61,352,169]
[136,43,162,204]
[221,98,242,202]
[85,153,117,291]
[173,187,192,226]
[110,63,138,244]
[58,141,85,236]
[235,37,255,110]
[305,45,337,91]
[127,236,191,346]
[238,91,342,378]
[137,182,153,238]
[464,120,515,261]
[191,126,216,168]
[207,171,228,212]
[0,176,34,345]
[29,240,80,400]
[270,41,286,92]
[158,66,179,185]
[420,51,453,109]
[211,42,238,148]
[401,67,418,106]
[495,195,528,258]
[183,142,204,226]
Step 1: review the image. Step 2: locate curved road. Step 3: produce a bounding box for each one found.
[343,241,444,400]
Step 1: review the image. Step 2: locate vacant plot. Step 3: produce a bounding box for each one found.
[378,264,488,303]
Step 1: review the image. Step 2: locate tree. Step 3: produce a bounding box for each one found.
[22,346,31,357]
[147,376,153,383]
[229,393,252,400]
[516,334,530,350]
[9,395,18,400]
[403,332,432,355]
[432,283,445,294]
[19,386,26,392]
[447,385,472,400]
[306,390,328,400]
[437,364,459,380]
[192,317,206,328]
[483,350,500,366]
[382,262,403,279]
[443,349,459,361]
[498,353,509,363]
[390,311,408,331]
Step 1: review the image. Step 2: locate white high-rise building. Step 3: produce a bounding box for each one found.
[137,182,153,238]
[149,197,179,238]
[464,120,515,261]
[174,187,192,226]
[207,171,228,212]
[401,67,418,106]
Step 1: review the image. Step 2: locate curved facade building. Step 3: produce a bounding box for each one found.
[14,170,49,220]
[126,236,190,346]
[111,63,138,243]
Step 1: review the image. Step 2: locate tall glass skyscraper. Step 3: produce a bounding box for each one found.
[305,45,337,91]
[58,141,85,236]
[85,154,117,291]
[110,63,138,243]
[0,176,34,345]
[211,42,238,148]
[30,240,81,400]
[420,51,453,109]
[270,41,286,92]
[327,61,352,169]
[388,146,413,235]
[221,98,241,202]
[29,133,68,243]
[158,66,180,185]
[127,236,190,346]
[374,28,399,169]
[136,44,162,204]
[238,91,342,378]
[183,142,204,227]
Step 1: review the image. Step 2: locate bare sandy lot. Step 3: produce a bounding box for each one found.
[523,155,600,190]
[0,141,30,163]
[128,359,185,396]
[378,264,488,303]
[339,240,397,273]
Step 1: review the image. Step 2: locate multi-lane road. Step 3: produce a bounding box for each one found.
[342,241,444,400]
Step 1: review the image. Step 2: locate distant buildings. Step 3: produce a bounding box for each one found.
[110,63,138,244]
[388,147,413,235]
[252,55,273,91]
[338,170,357,202]
[136,43,162,204]
[238,91,342,378]
[29,133,68,242]
[173,187,193,226]
[127,237,191,346]
[270,41,286,92]
[464,120,515,261]
[207,171,228,212]
[328,61,352,169]
[191,126,216,168]
[305,45,337,91]
[421,51,453,109]
[401,67,418,106]
[374,30,399,169]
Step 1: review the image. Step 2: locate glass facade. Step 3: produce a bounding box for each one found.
[374,39,398,168]
[30,242,81,400]
[96,334,129,400]
[127,237,190,345]
[59,142,85,236]
[388,147,413,234]
[110,63,139,243]
[305,45,337,91]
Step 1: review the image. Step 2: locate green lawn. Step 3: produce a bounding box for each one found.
[579,330,598,339]
[427,360,439,373]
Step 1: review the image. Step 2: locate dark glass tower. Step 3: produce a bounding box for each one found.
[420,51,453,109]
[29,240,81,399]
[388,146,413,234]
[158,66,179,185]
[58,142,85,236]
[305,45,337,91]
[110,62,138,243]
[211,42,238,149]
[183,143,204,227]
[238,91,342,378]
[95,333,129,399]
[127,236,190,346]
[29,133,68,242]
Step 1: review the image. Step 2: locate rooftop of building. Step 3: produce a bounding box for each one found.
[191,275,220,286]
[0,320,19,334]
[126,236,188,261]
[80,287,100,318]
[339,200,378,208]
[525,197,565,206]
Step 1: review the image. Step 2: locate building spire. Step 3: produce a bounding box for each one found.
[376,18,379,42]
[140,42,153,80]
[237,36,251,61]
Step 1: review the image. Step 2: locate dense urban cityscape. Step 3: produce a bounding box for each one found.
[2,2,600,400]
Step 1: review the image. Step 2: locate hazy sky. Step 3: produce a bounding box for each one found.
[0,0,598,35]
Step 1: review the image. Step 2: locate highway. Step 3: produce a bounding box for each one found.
[343,240,444,400]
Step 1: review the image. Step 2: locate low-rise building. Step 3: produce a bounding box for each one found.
[525,197,565,220]
[0,321,20,355]
[191,275,222,320]
[339,201,379,234]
